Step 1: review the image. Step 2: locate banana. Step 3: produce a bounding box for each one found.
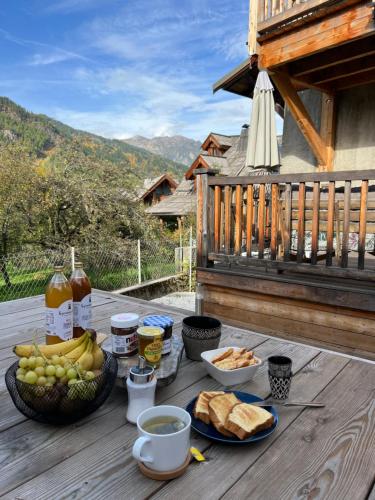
[92,342,104,370]
[13,332,88,358]
[76,339,94,371]
[65,336,89,362]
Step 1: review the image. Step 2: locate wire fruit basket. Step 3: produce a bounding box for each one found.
[5,351,118,425]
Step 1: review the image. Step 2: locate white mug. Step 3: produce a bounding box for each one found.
[132,405,191,472]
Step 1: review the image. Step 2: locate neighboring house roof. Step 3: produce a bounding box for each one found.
[138,173,178,200]
[201,132,238,151]
[146,178,196,216]
[185,153,229,180]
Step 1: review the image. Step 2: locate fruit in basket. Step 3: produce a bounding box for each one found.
[92,342,104,370]
[13,332,89,358]
[76,340,94,371]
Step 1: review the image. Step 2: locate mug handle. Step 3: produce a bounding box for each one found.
[132,436,153,464]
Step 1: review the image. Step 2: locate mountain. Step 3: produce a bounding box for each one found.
[0,97,186,184]
[124,135,201,166]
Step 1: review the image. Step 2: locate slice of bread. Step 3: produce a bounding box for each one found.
[208,393,240,437]
[225,403,274,440]
[194,391,225,425]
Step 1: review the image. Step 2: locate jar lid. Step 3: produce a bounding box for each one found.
[137,326,164,337]
[111,313,139,328]
[143,315,174,328]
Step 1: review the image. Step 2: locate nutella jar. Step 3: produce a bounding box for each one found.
[143,315,174,356]
[111,313,139,358]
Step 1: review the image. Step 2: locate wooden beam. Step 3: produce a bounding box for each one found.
[319,93,336,171]
[290,36,375,78]
[328,67,375,91]
[248,0,258,55]
[271,71,327,167]
[306,54,375,86]
[260,3,374,69]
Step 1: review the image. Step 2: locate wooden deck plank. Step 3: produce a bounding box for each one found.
[223,359,375,500]
[1,290,374,500]
[152,352,349,500]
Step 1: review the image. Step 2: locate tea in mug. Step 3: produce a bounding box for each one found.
[142,416,186,435]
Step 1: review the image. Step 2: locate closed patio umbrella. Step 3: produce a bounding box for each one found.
[245,70,280,171]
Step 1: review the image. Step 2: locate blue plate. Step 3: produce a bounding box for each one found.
[186,391,278,444]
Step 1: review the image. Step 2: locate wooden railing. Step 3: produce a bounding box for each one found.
[196,169,375,281]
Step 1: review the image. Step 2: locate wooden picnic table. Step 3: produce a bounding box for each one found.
[0,290,374,499]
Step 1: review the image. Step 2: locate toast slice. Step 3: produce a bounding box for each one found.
[194,391,225,425]
[208,393,240,437]
[225,403,274,440]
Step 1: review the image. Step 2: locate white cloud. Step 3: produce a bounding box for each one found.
[29,49,85,66]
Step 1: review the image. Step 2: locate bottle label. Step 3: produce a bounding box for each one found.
[112,332,138,355]
[162,338,171,355]
[46,300,73,340]
[144,340,163,363]
[73,293,92,329]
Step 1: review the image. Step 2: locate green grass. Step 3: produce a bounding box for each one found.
[0,262,177,302]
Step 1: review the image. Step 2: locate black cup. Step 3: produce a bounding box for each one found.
[268,356,292,400]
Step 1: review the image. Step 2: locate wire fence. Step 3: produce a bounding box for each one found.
[0,235,196,303]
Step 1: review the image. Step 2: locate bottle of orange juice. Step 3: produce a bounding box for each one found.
[70,262,92,338]
[45,265,73,344]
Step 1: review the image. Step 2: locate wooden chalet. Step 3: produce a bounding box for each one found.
[138,174,177,206]
[197,0,375,359]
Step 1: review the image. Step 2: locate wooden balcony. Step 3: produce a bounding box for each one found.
[196,168,375,359]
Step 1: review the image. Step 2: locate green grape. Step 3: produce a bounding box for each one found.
[28,356,37,369]
[85,371,95,381]
[36,376,47,386]
[45,365,56,377]
[16,367,26,377]
[25,371,37,384]
[68,378,78,386]
[19,357,28,369]
[67,368,77,380]
[16,374,25,382]
[35,356,45,367]
[55,366,66,378]
[35,366,45,377]
[51,355,60,365]
[46,376,56,385]
[45,382,53,387]
[63,362,72,370]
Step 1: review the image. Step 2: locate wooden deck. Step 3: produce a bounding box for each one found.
[1,290,375,499]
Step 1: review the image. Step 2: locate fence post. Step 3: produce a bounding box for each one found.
[189,225,193,292]
[71,247,75,270]
[137,240,142,284]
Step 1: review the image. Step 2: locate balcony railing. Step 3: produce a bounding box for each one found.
[254,0,350,36]
[196,169,375,281]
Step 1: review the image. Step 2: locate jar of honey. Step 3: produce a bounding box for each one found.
[142,315,174,356]
[137,326,164,367]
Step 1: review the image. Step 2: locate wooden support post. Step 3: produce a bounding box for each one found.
[248,0,258,54]
[271,71,327,167]
[319,93,336,171]
[195,168,215,268]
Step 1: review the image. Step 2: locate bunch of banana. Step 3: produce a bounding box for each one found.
[14,331,104,370]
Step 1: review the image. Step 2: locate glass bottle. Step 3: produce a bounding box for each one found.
[70,262,92,338]
[45,266,73,345]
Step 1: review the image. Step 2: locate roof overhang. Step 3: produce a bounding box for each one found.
[213,56,285,113]
[140,174,178,201]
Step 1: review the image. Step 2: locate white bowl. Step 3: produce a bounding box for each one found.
[201,347,262,386]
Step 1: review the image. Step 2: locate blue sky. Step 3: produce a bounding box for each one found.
[0,0,262,141]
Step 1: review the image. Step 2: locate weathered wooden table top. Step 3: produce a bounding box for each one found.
[1,290,374,500]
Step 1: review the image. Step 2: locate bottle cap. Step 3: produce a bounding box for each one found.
[143,315,174,328]
[54,265,64,271]
[74,262,83,268]
[111,313,139,328]
[129,356,154,383]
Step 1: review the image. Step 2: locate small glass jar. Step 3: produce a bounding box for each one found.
[143,315,174,356]
[111,313,139,358]
[137,326,164,367]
